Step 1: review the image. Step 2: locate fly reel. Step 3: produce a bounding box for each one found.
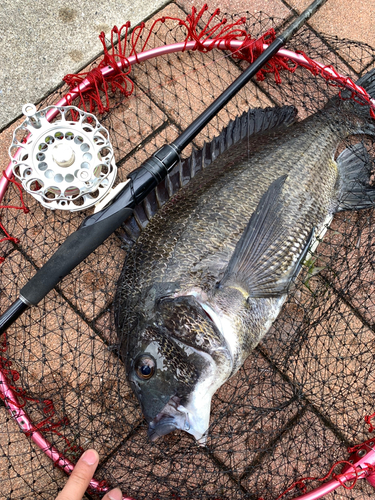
[9,104,117,211]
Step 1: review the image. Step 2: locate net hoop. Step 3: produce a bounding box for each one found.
[2,39,375,202]
[1,26,375,500]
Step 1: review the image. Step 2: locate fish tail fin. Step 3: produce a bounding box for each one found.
[353,69,375,132]
[343,69,375,135]
[334,69,375,211]
[326,69,375,136]
[337,141,375,211]
[356,68,375,100]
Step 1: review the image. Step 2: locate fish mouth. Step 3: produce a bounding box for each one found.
[148,417,179,441]
[147,396,187,442]
[147,395,209,444]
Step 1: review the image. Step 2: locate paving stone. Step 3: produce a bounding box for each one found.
[0,406,67,500]
[287,0,375,73]
[97,425,245,500]
[288,0,375,47]
[177,0,292,23]
[316,207,375,329]
[130,3,272,149]
[241,410,373,500]
[263,273,375,444]
[1,251,140,460]
[1,3,375,499]
[0,0,169,129]
[208,351,300,479]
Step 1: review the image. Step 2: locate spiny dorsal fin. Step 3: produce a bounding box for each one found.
[218,176,314,298]
[118,105,297,249]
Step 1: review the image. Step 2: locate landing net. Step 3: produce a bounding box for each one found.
[1,5,375,500]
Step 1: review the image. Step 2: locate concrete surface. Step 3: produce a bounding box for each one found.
[0,0,169,130]
[1,0,374,132]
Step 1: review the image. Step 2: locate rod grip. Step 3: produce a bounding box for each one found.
[0,147,178,329]
[20,206,134,305]
[19,145,179,306]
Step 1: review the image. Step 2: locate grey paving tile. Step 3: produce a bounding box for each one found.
[0,0,170,129]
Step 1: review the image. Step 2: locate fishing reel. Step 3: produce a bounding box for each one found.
[9,104,117,211]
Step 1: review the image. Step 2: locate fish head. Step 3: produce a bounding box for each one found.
[124,295,232,443]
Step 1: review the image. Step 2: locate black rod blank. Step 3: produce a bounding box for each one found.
[172,0,327,153]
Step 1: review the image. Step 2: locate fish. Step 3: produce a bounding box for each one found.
[115,69,375,443]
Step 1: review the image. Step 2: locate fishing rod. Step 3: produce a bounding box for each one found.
[0,0,327,334]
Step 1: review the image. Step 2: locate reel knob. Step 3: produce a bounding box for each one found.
[52,143,76,168]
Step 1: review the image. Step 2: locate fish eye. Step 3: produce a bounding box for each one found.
[135,356,156,380]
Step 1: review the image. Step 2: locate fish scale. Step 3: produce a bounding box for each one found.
[115,73,375,442]
[125,116,336,293]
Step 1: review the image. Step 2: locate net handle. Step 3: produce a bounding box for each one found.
[2,40,375,202]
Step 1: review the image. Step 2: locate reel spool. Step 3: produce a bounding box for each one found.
[9,104,117,211]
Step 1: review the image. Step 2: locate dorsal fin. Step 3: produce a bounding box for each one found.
[117,105,297,249]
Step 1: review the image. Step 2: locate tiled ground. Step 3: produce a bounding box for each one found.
[1,1,375,500]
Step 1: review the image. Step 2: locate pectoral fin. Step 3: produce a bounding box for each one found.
[218,175,314,298]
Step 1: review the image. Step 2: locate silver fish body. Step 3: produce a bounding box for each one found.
[115,70,375,442]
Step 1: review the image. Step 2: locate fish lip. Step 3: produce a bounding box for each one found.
[147,396,187,442]
[147,417,178,442]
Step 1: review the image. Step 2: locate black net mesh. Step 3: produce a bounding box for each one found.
[1,6,375,500]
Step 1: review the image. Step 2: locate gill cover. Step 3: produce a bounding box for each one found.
[125,295,233,441]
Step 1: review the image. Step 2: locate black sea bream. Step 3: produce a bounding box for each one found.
[115,70,375,443]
